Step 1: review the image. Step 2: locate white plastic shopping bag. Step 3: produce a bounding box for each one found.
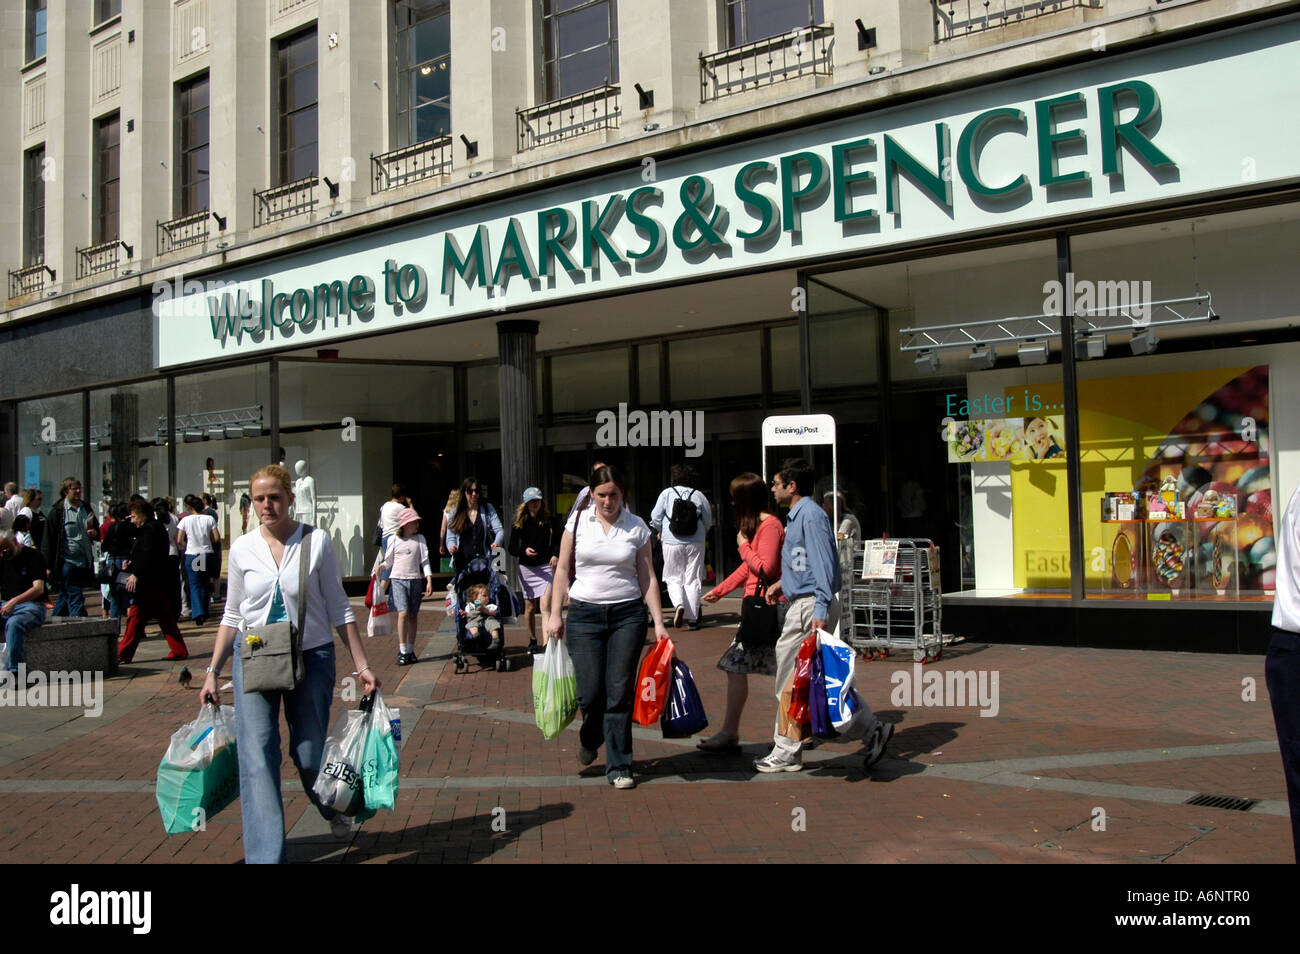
[314,707,370,817]
[533,638,578,739]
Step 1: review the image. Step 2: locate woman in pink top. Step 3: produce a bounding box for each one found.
[697,472,784,753]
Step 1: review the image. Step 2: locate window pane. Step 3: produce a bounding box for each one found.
[743,0,812,42]
[550,348,629,414]
[291,109,316,152]
[467,365,499,423]
[18,392,84,510]
[416,64,449,104]
[770,325,800,392]
[810,285,880,391]
[669,332,761,402]
[414,102,451,141]
[414,14,449,63]
[558,3,609,55]
[638,344,659,404]
[559,47,610,97]
[291,65,317,111]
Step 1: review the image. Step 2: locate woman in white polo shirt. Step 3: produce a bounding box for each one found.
[546,464,670,789]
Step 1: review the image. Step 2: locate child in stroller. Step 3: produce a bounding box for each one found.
[463,583,501,648]
[451,556,515,673]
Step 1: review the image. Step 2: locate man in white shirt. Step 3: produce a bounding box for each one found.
[1267,484,1300,862]
[3,483,21,518]
[649,464,713,631]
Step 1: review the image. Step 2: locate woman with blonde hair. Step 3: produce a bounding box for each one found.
[439,488,460,556]
[199,464,379,863]
[508,487,561,654]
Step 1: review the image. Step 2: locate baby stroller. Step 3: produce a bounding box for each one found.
[448,555,519,674]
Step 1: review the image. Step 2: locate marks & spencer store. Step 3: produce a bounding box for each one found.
[4,15,1299,651]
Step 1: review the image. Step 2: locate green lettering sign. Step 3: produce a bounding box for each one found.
[831,138,877,223]
[1036,93,1090,188]
[957,107,1030,197]
[1097,80,1176,178]
[884,124,953,214]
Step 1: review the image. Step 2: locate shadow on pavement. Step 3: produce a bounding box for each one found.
[289,802,576,863]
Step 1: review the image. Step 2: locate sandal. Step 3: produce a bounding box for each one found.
[697,733,741,754]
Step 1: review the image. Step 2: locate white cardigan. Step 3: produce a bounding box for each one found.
[221,524,355,651]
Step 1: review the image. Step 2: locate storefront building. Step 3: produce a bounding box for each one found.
[3,1,1298,651]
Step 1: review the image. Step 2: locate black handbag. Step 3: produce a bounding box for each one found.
[738,571,779,647]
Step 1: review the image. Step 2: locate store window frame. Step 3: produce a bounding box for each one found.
[273,26,319,186]
[94,0,121,27]
[392,0,452,148]
[23,145,46,268]
[176,72,210,217]
[540,0,620,103]
[93,112,121,245]
[722,0,824,48]
[25,0,45,64]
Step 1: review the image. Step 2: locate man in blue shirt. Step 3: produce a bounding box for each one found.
[755,458,893,774]
[41,477,98,618]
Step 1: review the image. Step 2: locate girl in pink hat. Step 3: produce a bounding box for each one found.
[378,507,433,665]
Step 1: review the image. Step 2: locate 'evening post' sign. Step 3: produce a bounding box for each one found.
[153,21,1300,367]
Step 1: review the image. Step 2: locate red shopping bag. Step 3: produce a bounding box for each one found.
[365,574,378,609]
[632,637,675,726]
[786,634,818,724]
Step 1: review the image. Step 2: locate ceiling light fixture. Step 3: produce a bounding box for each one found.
[1016,340,1049,366]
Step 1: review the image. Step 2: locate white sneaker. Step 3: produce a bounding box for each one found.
[672,606,685,629]
[753,751,802,773]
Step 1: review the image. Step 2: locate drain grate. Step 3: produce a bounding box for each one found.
[1183,793,1258,811]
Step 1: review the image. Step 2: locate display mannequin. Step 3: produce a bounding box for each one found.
[293,460,317,522]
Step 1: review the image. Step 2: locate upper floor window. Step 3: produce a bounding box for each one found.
[177,73,210,215]
[95,0,121,25]
[724,0,823,47]
[394,1,451,146]
[275,27,318,184]
[26,0,46,62]
[24,146,46,267]
[541,0,618,102]
[94,113,121,244]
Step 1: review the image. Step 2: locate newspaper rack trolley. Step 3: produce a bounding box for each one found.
[846,538,944,663]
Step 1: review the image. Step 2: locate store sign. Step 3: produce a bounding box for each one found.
[154,21,1300,367]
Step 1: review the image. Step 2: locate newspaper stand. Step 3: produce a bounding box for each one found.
[847,538,943,663]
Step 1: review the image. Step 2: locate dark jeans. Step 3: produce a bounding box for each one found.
[1266,626,1300,863]
[52,562,88,617]
[184,555,212,623]
[565,598,647,778]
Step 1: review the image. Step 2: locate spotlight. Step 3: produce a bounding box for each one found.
[224,426,243,439]
[1130,328,1159,355]
[969,346,995,369]
[1075,334,1106,360]
[914,351,940,374]
[1017,340,1050,366]
[183,428,203,442]
[207,426,225,440]
[242,424,263,438]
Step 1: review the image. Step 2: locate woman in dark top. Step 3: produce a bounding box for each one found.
[101,503,135,620]
[508,487,561,654]
[117,500,189,663]
[445,477,504,573]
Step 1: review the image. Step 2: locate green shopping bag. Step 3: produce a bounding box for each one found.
[533,639,578,740]
[360,691,400,816]
[156,704,240,835]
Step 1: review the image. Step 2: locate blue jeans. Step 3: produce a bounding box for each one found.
[565,599,647,779]
[232,643,337,864]
[184,555,212,623]
[3,601,45,671]
[52,562,88,617]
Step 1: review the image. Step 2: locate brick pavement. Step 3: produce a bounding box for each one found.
[0,595,1291,864]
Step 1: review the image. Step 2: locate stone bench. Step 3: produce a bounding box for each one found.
[23,617,120,675]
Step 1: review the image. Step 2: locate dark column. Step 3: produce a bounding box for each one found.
[269,358,281,467]
[497,319,540,584]
[109,392,139,509]
[166,376,176,497]
[797,272,811,413]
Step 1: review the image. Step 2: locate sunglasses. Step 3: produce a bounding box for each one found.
[467,488,480,494]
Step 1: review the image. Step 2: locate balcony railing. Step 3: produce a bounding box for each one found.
[932,0,1102,41]
[517,84,620,152]
[75,239,133,280]
[371,136,453,193]
[254,175,318,228]
[8,262,54,298]
[157,209,220,255]
[700,23,834,103]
